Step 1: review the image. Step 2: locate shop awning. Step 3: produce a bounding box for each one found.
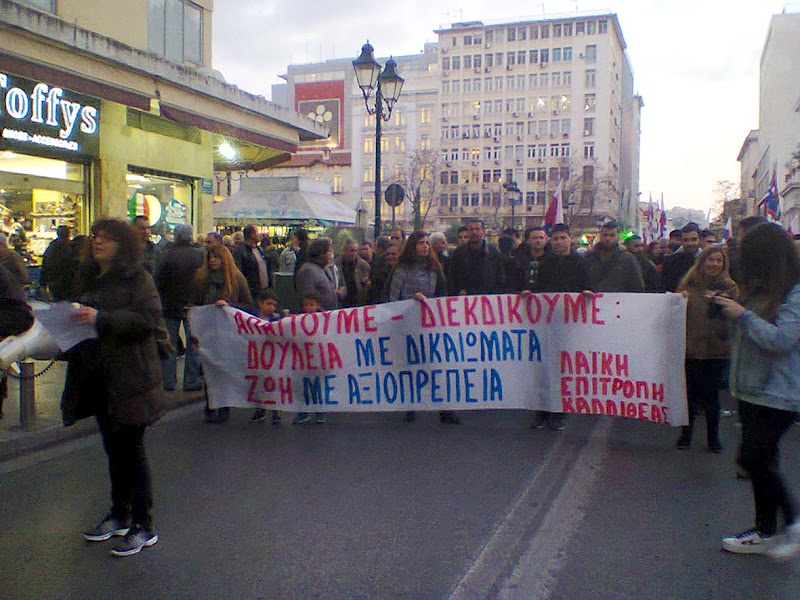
[213,177,356,225]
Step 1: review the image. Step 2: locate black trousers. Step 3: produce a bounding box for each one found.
[96,411,153,530]
[738,400,797,535]
[681,358,725,446]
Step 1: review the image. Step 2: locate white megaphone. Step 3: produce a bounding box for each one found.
[0,303,62,371]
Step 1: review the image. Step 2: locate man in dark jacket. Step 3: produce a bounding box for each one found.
[584,221,644,292]
[155,224,204,392]
[624,234,661,292]
[40,226,75,301]
[511,226,548,291]
[234,225,270,300]
[132,216,159,275]
[447,219,506,295]
[660,222,701,292]
[531,223,590,431]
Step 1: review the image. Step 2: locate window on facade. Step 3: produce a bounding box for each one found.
[550,120,561,136]
[540,49,549,63]
[364,167,374,183]
[519,27,527,41]
[474,34,483,45]
[540,73,549,87]
[486,53,494,68]
[553,24,562,38]
[507,27,516,42]
[563,47,573,61]
[584,94,596,111]
[599,20,608,34]
[464,35,473,45]
[526,191,535,206]
[561,143,570,157]
[583,118,594,136]
[333,174,343,193]
[585,70,596,87]
[562,118,571,135]
[474,55,482,68]
[530,25,539,39]
[564,23,573,36]
[380,137,390,152]
[420,136,431,150]
[420,107,431,124]
[452,80,461,94]
[464,55,472,69]
[527,170,536,182]
[538,169,547,182]
[553,48,562,62]
[364,138,374,153]
[149,0,204,64]
[495,53,503,66]
[507,52,516,66]
[442,57,451,70]
[576,22,585,35]
[587,21,597,35]
[394,110,406,126]
[585,45,597,62]
[452,56,461,69]
[486,30,494,44]
[19,0,55,11]
[583,143,595,159]
[541,25,550,38]
[563,71,572,85]
[395,137,406,152]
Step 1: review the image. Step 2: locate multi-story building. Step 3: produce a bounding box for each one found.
[434,14,641,234]
[270,43,438,232]
[737,9,800,227]
[271,12,641,237]
[1,0,323,256]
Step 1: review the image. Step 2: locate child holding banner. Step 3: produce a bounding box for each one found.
[291,292,327,425]
[249,290,283,425]
[711,223,800,559]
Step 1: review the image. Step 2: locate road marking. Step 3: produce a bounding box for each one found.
[448,418,612,600]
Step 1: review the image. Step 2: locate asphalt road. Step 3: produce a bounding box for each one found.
[2,405,800,599]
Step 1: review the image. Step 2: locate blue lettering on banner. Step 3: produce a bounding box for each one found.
[406,329,542,364]
[346,368,504,405]
[302,375,337,406]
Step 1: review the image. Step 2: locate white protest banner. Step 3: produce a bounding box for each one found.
[189,293,688,426]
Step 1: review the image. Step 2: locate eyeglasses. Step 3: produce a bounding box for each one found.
[92,233,118,242]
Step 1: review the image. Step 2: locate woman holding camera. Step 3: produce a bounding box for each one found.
[710,223,800,557]
[675,245,737,452]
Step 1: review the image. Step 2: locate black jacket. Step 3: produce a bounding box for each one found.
[447,241,506,295]
[534,253,590,293]
[155,242,205,318]
[660,250,698,292]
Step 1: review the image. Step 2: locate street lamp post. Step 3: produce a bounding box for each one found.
[503,181,522,230]
[353,42,404,240]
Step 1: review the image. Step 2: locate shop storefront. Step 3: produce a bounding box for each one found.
[0,71,98,259]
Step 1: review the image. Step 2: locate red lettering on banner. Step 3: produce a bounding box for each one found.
[445,297,458,326]
[562,396,574,412]
[480,297,496,325]
[235,311,251,335]
[561,376,572,396]
[525,295,543,323]
[505,295,522,324]
[420,301,436,327]
[591,294,605,325]
[575,397,591,413]
[561,396,670,424]
[564,294,587,323]
[652,383,665,402]
[363,306,377,332]
[337,309,359,333]
[464,297,478,325]
[561,351,573,374]
[246,375,259,403]
[542,294,560,324]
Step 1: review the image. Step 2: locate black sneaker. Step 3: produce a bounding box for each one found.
[83,515,130,542]
[548,413,567,431]
[110,526,159,557]
[439,412,461,425]
[249,409,267,423]
[676,436,691,450]
[271,411,282,424]
[404,411,416,423]
[530,411,548,429]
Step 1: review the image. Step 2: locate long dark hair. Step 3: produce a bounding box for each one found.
[90,218,143,268]
[194,244,241,302]
[398,230,442,272]
[738,222,800,320]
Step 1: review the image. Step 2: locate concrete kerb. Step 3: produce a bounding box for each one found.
[0,360,204,464]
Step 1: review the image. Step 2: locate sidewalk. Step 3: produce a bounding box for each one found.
[0,358,203,463]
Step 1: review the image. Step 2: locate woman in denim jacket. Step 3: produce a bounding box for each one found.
[711,223,800,558]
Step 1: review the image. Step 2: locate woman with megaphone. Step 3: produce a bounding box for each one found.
[62,218,167,557]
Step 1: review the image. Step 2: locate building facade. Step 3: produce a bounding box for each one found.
[738,10,800,227]
[269,12,641,238]
[1,0,323,257]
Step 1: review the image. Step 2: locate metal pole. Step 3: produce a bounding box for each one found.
[19,360,35,429]
[511,200,516,231]
[374,80,383,241]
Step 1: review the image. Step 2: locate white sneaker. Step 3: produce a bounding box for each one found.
[721,529,774,554]
[768,524,800,561]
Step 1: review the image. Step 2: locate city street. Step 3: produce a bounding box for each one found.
[2,405,800,599]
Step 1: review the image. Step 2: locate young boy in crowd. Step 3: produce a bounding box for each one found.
[292,292,326,425]
[249,290,283,424]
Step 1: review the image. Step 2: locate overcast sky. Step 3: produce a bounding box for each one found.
[212,0,793,216]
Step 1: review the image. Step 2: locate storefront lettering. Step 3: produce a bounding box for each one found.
[0,72,99,148]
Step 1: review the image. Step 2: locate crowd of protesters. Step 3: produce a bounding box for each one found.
[2,210,799,561]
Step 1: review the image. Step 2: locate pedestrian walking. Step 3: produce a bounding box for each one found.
[63,218,166,557]
[712,223,800,558]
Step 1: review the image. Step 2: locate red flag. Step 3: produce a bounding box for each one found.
[542,180,564,228]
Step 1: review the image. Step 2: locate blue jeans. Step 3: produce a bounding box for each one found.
[162,316,202,391]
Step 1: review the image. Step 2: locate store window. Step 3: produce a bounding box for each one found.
[0,152,87,258]
[126,169,194,242]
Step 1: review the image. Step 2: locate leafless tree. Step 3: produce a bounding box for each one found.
[391,149,442,230]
